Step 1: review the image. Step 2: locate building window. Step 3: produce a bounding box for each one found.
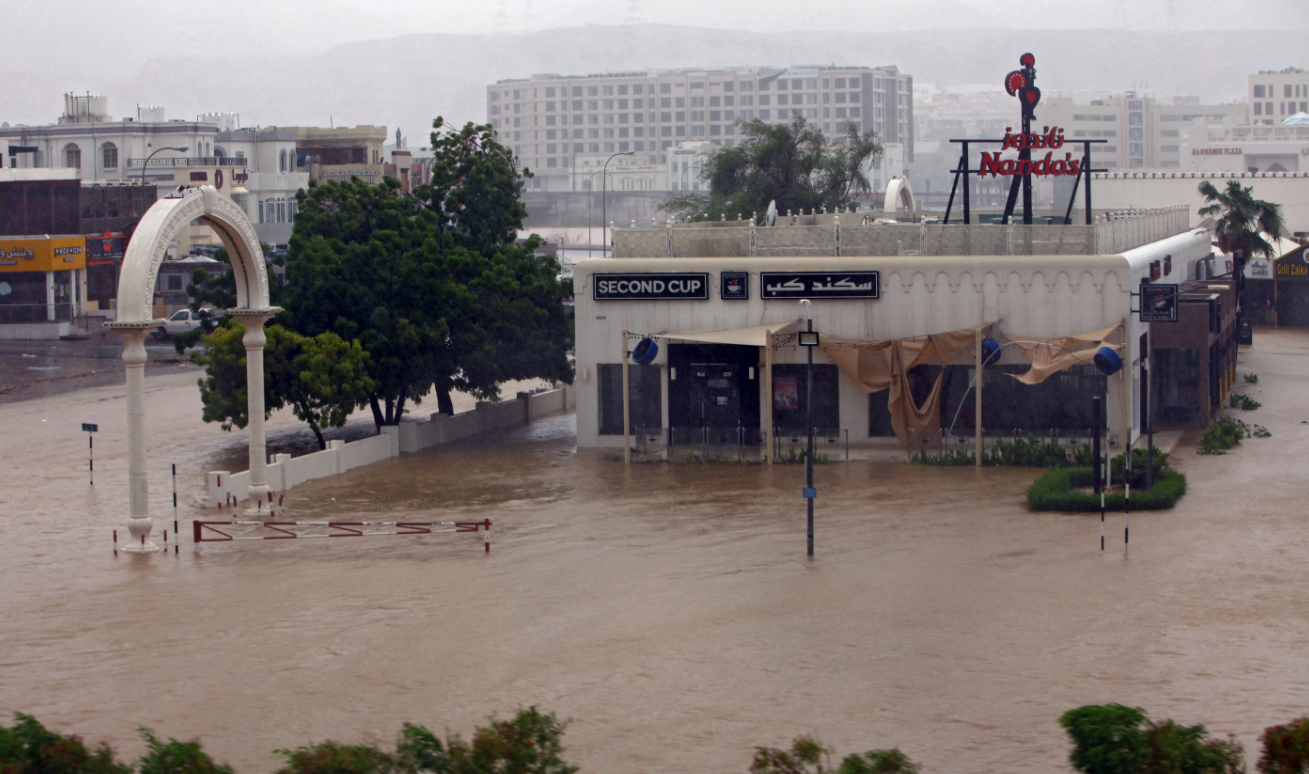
[64,144,81,170]
[1255,102,1263,115]
[1254,85,1265,98]
[101,142,118,169]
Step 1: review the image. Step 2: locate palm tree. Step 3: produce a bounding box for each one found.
[1197,179,1285,259]
[1198,180,1286,323]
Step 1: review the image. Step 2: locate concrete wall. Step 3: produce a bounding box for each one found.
[1091,171,1309,235]
[207,386,575,507]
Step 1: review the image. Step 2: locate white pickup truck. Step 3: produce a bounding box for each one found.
[153,309,219,339]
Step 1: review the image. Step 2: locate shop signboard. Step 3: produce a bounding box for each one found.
[761,271,879,299]
[1275,246,1309,281]
[720,271,749,300]
[1140,283,1179,323]
[0,236,87,273]
[592,272,709,300]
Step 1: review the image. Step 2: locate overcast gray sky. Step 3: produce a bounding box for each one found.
[9,0,1308,66]
[2,0,1304,131]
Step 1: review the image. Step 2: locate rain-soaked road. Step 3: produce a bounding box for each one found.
[2,330,1309,773]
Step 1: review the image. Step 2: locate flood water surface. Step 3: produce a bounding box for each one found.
[4,331,1309,773]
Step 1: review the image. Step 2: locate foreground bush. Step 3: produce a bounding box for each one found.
[1258,716,1309,773]
[1060,704,1244,774]
[0,714,131,774]
[1027,467,1187,511]
[749,736,918,774]
[277,707,575,774]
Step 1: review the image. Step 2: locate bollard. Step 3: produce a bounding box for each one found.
[484,519,491,554]
[113,529,118,555]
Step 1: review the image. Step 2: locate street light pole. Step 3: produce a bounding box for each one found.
[603,150,635,257]
[139,145,189,188]
[799,299,818,557]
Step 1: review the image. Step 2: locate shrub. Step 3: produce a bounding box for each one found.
[1060,704,1149,774]
[1202,416,1245,454]
[1027,468,1187,511]
[1244,373,1259,384]
[0,714,131,774]
[837,748,919,774]
[274,741,399,774]
[751,737,918,774]
[138,730,233,774]
[1109,448,1171,488]
[1258,716,1309,773]
[1230,394,1262,411]
[1060,705,1244,774]
[444,707,577,774]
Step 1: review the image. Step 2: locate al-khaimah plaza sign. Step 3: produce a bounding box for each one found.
[944,53,1107,225]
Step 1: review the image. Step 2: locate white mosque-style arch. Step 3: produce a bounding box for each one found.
[109,185,280,553]
[883,175,916,218]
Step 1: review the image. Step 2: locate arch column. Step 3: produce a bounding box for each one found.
[230,308,281,514]
[107,322,161,553]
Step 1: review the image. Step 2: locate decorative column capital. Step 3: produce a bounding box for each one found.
[228,307,282,349]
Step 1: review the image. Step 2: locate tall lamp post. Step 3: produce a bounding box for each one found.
[798,299,820,557]
[139,145,189,188]
[602,150,635,257]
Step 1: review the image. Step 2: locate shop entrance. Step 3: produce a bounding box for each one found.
[668,344,760,445]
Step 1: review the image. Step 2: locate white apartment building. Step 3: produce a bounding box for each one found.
[1039,93,1248,171]
[1249,68,1309,125]
[0,95,308,247]
[488,65,914,194]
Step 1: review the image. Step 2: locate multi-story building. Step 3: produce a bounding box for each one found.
[487,65,914,195]
[1039,94,1248,170]
[291,125,388,188]
[0,96,311,248]
[1249,68,1309,125]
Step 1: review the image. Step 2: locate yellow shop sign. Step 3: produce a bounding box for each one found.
[0,236,87,273]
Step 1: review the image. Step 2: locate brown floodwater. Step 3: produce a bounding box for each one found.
[3,329,1309,773]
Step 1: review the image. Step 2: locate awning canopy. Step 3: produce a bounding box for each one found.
[652,320,802,346]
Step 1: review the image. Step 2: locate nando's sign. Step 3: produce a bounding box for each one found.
[978,126,1083,178]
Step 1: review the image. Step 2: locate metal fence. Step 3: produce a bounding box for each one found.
[612,206,1192,258]
[0,303,92,328]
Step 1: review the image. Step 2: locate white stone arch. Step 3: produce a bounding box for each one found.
[883,176,916,217]
[109,185,279,553]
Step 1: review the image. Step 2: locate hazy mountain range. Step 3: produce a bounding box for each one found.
[3,24,1294,141]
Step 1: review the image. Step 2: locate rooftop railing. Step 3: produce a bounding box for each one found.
[126,157,248,168]
[611,205,1192,258]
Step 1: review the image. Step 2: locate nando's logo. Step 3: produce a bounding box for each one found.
[979,126,1082,178]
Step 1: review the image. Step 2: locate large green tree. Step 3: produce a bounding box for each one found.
[193,321,373,450]
[660,116,882,222]
[282,122,571,428]
[424,117,532,253]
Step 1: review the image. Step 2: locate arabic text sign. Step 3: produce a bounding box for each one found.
[761,271,880,299]
[593,272,709,301]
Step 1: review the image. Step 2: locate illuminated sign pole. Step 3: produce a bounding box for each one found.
[798,300,819,557]
[942,54,1108,226]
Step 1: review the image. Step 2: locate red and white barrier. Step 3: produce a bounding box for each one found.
[193,519,492,552]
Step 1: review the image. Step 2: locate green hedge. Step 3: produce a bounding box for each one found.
[1028,468,1187,511]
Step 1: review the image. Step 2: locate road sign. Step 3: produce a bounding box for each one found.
[82,423,98,433]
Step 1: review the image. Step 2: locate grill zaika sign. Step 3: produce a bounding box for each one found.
[593,273,709,300]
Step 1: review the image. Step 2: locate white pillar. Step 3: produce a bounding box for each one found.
[109,323,160,553]
[230,309,278,514]
[46,271,55,322]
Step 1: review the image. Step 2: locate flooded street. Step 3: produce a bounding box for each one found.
[4,330,1309,773]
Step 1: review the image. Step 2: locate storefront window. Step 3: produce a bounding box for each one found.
[598,364,662,435]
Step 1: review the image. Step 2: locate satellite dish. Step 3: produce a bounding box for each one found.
[980,337,1002,366]
[765,200,777,228]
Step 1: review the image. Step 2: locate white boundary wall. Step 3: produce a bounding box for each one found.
[207,387,575,506]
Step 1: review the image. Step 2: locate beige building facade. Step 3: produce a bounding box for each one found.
[488,65,913,194]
